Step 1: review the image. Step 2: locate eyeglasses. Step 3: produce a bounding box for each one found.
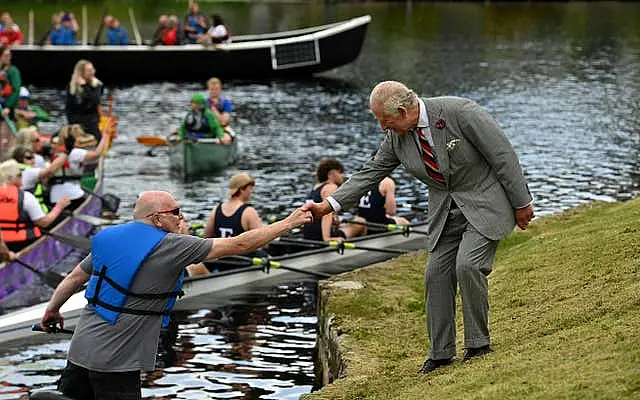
[24,155,34,160]
[146,207,181,217]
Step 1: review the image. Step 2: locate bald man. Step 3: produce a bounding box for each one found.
[304,81,534,374]
[40,191,311,400]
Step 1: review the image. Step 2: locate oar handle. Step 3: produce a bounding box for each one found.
[31,324,74,334]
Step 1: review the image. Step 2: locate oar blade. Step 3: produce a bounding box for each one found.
[137,135,168,146]
[42,270,65,288]
[46,231,92,251]
[102,193,121,213]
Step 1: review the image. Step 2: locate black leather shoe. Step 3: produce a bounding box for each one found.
[462,345,494,362]
[417,357,455,374]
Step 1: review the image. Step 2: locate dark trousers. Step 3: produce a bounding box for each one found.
[57,361,141,400]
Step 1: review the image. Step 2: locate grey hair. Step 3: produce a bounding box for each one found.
[369,81,418,117]
[0,159,21,185]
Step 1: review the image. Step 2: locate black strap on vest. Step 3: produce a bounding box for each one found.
[87,266,184,317]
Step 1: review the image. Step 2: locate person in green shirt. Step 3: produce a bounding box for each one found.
[177,93,224,142]
[0,45,20,114]
[14,87,51,130]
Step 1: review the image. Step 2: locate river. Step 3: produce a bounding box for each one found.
[0,1,639,399]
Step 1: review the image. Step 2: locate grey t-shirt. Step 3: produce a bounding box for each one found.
[67,233,212,372]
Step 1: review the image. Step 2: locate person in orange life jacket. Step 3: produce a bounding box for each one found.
[12,146,68,212]
[203,173,262,239]
[49,124,109,212]
[0,159,71,252]
[39,190,312,400]
[176,93,224,142]
[14,126,48,168]
[302,158,365,242]
[65,60,104,141]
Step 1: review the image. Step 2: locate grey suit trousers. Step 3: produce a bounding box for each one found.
[425,208,498,360]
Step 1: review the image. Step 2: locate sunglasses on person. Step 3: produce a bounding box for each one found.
[146,207,181,217]
[24,154,34,160]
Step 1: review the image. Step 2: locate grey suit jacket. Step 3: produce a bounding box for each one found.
[332,96,532,251]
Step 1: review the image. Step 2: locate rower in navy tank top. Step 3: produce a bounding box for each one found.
[204,173,262,239]
[356,176,410,233]
[213,202,249,237]
[302,158,365,241]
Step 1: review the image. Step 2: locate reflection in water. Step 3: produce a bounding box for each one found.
[1,2,640,399]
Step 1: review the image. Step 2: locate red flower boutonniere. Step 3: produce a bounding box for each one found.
[435,119,446,129]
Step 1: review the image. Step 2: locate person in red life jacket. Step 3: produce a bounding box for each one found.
[203,172,262,239]
[161,15,180,45]
[65,60,104,141]
[0,15,23,46]
[39,190,312,400]
[49,124,109,212]
[302,158,365,242]
[0,159,71,252]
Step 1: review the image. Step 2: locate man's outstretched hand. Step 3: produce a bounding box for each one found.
[301,200,333,222]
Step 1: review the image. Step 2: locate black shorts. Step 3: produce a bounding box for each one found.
[57,361,141,400]
[330,227,347,239]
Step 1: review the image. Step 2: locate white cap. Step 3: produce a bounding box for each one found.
[19,87,30,99]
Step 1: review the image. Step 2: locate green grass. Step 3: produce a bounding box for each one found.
[303,199,640,400]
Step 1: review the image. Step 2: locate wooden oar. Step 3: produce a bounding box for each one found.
[276,237,409,255]
[137,135,169,146]
[12,258,65,289]
[81,186,120,213]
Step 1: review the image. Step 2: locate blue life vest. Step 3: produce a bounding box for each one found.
[85,222,182,327]
[50,26,76,45]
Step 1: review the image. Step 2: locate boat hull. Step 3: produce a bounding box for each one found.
[10,16,371,86]
[0,157,106,302]
[0,224,428,345]
[168,139,238,177]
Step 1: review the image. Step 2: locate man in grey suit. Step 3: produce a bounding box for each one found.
[303,80,534,374]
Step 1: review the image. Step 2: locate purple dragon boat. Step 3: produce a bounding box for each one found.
[0,158,106,301]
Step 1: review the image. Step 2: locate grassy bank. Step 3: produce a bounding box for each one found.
[303,199,640,400]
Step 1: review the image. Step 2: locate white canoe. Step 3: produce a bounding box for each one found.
[0,223,428,345]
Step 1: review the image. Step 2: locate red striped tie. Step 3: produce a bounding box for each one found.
[417,128,445,183]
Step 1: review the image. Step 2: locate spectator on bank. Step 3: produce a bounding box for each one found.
[199,14,231,45]
[183,2,207,44]
[161,15,180,46]
[49,12,78,45]
[0,14,23,46]
[104,15,129,46]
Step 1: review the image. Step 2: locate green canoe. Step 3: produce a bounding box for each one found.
[168,138,239,177]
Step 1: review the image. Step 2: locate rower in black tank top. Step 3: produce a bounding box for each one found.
[213,203,249,237]
[302,183,345,241]
[357,187,395,225]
